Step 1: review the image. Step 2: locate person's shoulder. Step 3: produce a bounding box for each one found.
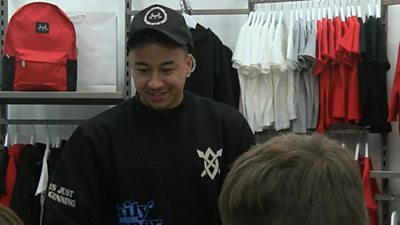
[187,92,245,120]
[79,97,135,130]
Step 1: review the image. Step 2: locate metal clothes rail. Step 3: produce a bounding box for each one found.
[0,119,85,125]
[126,8,250,16]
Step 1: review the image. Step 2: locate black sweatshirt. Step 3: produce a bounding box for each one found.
[43,92,254,225]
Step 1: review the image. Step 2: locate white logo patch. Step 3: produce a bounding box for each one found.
[197,148,223,180]
[144,6,168,26]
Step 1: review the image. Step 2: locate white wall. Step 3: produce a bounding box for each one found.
[386,4,400,215]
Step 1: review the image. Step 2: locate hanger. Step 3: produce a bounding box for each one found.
[46,122,52,149]
[180,0,193,15]
[251,10,260,25]
[328,6,332,19]
[312,7,316,21]
[346,4,351,18]
[55,123,61,149]
[12,122,19,145]
[29,122,36,145]
[340,2,346,20]
[357,1,362,18]
[351,5,356,16]
[247,11,254,25]
[257,9,264,24]
[334,3,339,18]
[290,6,294,23]
[261,3,269,25]
[278,2,283,23]
[70,122,75,135]
[270,5,277,27]
[258,7,267,25]
[264,7,272,28]
[179,0,196,28]
[182,13,197,29]
[375,2,381,18]
[354,142,360,160]
[367,2,373,17]
[3,122,9,148]
[317,5,321,20]
[341,130,347,149]
[311,1,316,21]
[390,211,398,225]
[354,129,365,160]
[365,139,369,158]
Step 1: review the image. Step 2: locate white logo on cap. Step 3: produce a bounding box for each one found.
[144,6,168,26]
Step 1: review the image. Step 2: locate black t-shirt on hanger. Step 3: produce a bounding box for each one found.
[358,16,391,134]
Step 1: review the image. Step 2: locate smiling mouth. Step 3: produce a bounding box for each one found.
[148,91,167,101]
[150,92,165,96]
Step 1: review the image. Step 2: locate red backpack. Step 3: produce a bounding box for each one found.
[1,2,77,91]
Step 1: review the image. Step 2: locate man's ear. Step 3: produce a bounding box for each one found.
[186,53,193,75]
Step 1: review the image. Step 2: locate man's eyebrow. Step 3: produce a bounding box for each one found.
[133,61,175,66]
[162,60,175,66]
[134,62,148,66]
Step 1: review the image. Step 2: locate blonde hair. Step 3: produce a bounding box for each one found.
[219,133,367,225]
[0,204,24,225]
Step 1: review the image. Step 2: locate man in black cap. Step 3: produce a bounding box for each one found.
[43,4,254,225]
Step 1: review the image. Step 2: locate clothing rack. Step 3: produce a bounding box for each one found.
[127,8,250,16]
[257,127,370,135]
[0,119,84,125]
[247,1,397,225]
[255,127,370,147]
[382,0,400,6]
[248,0,313,10]
[127,0,249,15]
[0,119,82,146]
[180,0,192,15]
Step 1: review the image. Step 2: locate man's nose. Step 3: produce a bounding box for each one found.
[148,73,163,89]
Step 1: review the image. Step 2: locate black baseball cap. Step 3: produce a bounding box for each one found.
[127,4,194,50]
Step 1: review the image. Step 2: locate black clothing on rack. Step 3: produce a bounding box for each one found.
[0,147,9,195]
[185,24,240,109]
[358,16,391,134]
[10,143,45,225]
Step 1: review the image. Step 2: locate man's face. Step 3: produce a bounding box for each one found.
[130,42,192,110]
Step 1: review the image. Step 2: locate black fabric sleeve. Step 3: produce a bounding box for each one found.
[235,119,256,158]
[0,147,9,195]
[219,116,255,189]
[223,46,240,109]
[213,39,236,108]
[10,144,44,225]
[43,126,117,225]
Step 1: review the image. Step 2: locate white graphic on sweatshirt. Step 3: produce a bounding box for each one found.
[197,148,223,180]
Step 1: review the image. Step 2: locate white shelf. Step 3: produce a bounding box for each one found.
[370,171,400,179]
[0,91,127,105]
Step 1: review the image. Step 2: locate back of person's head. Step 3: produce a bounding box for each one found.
[219,134,367,225]
[0,204,24,225]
